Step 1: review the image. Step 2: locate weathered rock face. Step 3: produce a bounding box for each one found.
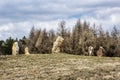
[25,47,30,55]
[12,42,19,55]
[97,46,105,57]
[52,36,64,53]
[88,46,94,56]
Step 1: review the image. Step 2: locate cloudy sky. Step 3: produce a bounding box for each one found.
[0,0,120,40]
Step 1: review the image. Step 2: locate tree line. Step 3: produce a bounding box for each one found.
[0,19,120,57]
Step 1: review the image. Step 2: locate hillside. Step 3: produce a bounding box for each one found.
[0,53,120,80]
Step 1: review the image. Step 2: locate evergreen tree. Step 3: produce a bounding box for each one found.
[5,37,14,55]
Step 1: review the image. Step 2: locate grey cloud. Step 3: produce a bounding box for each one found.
[0,0,120,40]
[0,0,120,22]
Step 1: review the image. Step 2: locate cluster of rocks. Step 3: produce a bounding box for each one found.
[12,42,30,56]
[87,46,105,57]
[12,36,105,57]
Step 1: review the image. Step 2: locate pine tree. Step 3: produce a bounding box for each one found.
[5,37,14,55]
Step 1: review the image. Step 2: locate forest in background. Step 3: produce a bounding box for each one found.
[0,19,120,57]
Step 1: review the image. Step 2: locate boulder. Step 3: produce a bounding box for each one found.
[52,36,64,53]
[88,46,94,56]
[25,47,30,55]
[12,42,19,55]
[97,46,105,57]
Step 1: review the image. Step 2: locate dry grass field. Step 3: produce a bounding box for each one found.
[0,53,120,80]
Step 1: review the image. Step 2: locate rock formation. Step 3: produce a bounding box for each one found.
[52,36,64,53]
[25,47,30,55]
[97,46,105,57]
[12,42,19,55]
[88,46,94,56]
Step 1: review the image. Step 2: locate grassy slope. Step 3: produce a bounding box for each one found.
[0,53,120,80]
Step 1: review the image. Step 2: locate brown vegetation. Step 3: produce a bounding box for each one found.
[0,19,120,57]
[0,54,120,80]
[26,20,120,57]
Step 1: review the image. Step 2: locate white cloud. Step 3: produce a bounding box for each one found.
[0,18,78,40]
[0,23,14,31]
[110,15,116,23]
[80,7,120,30]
